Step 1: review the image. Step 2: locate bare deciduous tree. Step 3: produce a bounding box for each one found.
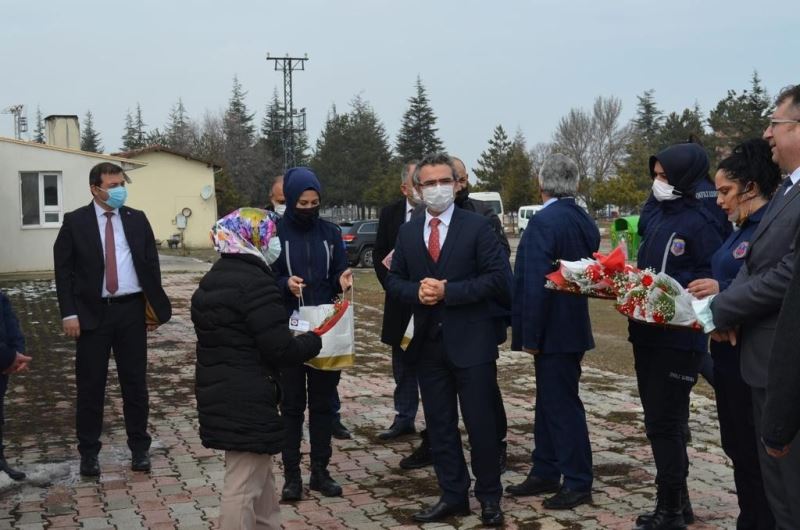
[552,96,631,212]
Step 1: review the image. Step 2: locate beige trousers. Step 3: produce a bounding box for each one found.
[219,451,281,530]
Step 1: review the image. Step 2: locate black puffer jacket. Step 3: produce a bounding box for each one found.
[191,253,322,454]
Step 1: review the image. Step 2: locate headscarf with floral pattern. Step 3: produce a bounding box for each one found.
[210,208,279,265]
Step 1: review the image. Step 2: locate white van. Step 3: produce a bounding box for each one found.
[469,191,504,217]
[517,205,544,233]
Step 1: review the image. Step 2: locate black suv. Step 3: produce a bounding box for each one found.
[340,219,378,268]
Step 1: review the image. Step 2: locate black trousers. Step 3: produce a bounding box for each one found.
[633,345,702,489]
[75,296,150,457]
[417,337,502,504]
[0,375,7,456]
[711,343,774,529]
[280,365,341,470]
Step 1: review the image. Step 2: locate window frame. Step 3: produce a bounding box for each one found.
[19,171,64,229]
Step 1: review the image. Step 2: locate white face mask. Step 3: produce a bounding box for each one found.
[263,236,282,265]
[421,184,455,213]
[272,203,287,216]
[652,179,680,202]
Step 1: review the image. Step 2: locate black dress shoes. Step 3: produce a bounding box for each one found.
[480,500,504,526]
[378,422,415,440]
[399,438,433,469]
[505,475,560,496]
[80,455,101,477]
[131,452,151,472]
[543,487,592,509]
[411,499,470,523]
[0,458,26,481]
[332,419,352,440]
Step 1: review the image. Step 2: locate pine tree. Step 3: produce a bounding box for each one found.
[632,89,663,149]
[165,98,193,152]
[261,88,284,162]
[122,110,137,151]
[708,71,772,153]
[80,110,103,153]
[224,76,262,205]
[501,132,536,211]
[474,125,512,192]
[33,106,45,143]
[133,103,147,148]
[395,76,444,160]
[312,96,393,211]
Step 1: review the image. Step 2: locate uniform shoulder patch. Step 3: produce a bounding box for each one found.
[733,241,749,259]
[670,238,686,257]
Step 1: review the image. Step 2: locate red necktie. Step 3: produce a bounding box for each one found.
[104,212,119,295]
[428,218,441,262]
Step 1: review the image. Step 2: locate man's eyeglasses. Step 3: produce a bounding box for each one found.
[418,177,455,188]
[769,118,800,128]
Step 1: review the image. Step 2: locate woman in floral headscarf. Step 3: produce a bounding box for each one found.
[191,208,322,530]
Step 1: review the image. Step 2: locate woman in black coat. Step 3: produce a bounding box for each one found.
[191,208,321,530]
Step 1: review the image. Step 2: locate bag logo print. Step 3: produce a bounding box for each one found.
[670,238,686,257]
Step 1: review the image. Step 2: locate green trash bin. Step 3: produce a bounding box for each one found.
[610,216,640,258]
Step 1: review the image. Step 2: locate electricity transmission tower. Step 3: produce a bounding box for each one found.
[266,53,308,171]
[2,104,27,139]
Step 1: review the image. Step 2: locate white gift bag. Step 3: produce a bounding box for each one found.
[299,289,355,371]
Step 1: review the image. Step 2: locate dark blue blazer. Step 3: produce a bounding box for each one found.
[386,207,512,368]
[511,198,600,354]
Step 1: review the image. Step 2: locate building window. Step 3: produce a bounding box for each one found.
[20,172,63,227]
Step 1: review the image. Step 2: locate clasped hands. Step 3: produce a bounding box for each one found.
[418,277,446,305]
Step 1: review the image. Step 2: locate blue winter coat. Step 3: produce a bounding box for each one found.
[273,168,348,312]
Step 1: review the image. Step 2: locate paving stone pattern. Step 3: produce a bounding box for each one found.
[0,273,739,529]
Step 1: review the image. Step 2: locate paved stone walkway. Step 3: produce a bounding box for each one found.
[0,272,739,529]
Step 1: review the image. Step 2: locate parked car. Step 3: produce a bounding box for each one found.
[340,219,378,268]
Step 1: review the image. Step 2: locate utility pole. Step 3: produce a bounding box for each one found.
[2,104,27,140]
[266,53,308,171]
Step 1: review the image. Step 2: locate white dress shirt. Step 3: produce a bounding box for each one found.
[423,203,455,251]
[405,199,415,223]
[785,167,800,195]
[541,197,559,210]
[94,201,142,297]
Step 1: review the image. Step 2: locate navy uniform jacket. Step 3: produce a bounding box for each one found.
[0,291,25,374]
[628,198,723,352]
[386,207,512,368]
[511,198,600,354]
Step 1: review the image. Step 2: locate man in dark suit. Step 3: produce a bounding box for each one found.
[387,152,512,526]
[711,84,800,527]
[54,162,171,477]
[373,161,420,440]
[507,154,599,510]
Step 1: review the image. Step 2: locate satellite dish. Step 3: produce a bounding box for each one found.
[200,185,214,200]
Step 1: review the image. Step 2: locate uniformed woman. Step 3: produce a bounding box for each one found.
[687,139,780,529]
[629,142,724,530]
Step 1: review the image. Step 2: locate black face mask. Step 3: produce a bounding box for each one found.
[455,186,470,206]
[293,206,320,222]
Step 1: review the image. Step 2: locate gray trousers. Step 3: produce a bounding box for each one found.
[752,387,800,529]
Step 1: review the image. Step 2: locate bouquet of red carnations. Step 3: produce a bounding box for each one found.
[614,270,701,329]
[545,245,631,299]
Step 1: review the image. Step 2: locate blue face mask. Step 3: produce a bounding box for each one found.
[99,186,128,209]
[263,236,282,265]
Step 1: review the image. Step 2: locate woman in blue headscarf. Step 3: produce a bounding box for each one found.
[273,167,352,501]
[191,208,322,529]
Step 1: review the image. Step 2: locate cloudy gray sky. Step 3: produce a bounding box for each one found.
[2,0,797,176]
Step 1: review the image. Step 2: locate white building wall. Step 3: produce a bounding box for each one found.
[0,140,141,273]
